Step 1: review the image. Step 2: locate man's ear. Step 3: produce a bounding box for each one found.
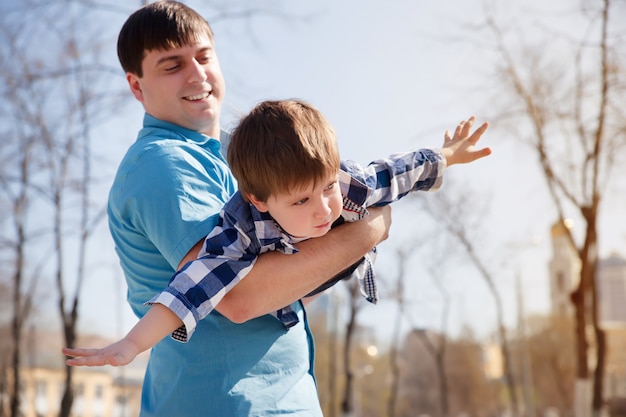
[126,72,144,103]
[246,193,269,213]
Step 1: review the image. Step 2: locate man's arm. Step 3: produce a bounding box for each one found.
[177,205,392,323]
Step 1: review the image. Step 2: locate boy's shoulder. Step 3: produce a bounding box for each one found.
[221,192,272,230]
[222,191,250,218]
[338,162,370,205]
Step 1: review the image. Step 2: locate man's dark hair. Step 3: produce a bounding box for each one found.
[117,1,214,77]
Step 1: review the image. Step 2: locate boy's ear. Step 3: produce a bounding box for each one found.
[126,72,144,103]
[246,193,269,213]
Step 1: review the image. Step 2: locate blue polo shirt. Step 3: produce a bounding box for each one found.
[108,114,322,416]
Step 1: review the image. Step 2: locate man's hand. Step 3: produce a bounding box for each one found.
[364,205,392,245]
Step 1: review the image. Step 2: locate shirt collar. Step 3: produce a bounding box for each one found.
[141,113,218,146]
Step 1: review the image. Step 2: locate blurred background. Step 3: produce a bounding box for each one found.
[1,0,625,416]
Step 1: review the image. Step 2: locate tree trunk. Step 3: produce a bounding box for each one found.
[584,205,604,416]
[592,328,606,417]
[59,366,74,417]
[59,318,77,417]
[341,283,358,416]
[436,350,449,417]
[571,287,590,417]
[9,320,21,417]
[9,145,32,417]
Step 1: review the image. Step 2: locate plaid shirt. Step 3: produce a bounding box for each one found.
[149,148,446,342]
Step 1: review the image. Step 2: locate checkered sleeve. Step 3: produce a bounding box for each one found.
[147,210,259,342]
[341,147,446,207]
[334,148,446,306]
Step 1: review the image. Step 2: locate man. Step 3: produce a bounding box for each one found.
[98,2,390,416]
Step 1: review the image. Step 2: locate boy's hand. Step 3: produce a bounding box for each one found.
[62,338,140,367]
[441,116,491,166]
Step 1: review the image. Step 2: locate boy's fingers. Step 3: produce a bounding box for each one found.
[67,356,95,366]
[67,351,117,366]
[471,147,492,161]
[63,347,99,358]
[463,117,475,134]
[468,122,489,143]
[456,117,472,137]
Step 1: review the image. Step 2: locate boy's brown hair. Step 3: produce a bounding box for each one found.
[117,1,215,77]
[228,100,341,202]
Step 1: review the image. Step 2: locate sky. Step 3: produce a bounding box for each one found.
[34,0,626,347]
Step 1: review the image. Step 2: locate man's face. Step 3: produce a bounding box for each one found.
[126,34,225,138]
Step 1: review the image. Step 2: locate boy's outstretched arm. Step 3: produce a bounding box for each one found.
[441,116,491,166]
[62,304,182,367]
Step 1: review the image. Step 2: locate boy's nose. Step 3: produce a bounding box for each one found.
[314,199,332,218]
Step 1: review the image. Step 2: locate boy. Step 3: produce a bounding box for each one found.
[64,99,490,366]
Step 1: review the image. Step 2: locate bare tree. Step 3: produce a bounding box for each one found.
[307,294,341,417]
[340,278,365,416]
[526,314,576,416]
[386,242,451,417]
[0,8,59,416]
[0,128,35,417]
[387,248,410,417]
[1,1,126,416]
[445,328,497,417]
[327,296,340,417]
[404,268,452,417]
[45,70,110,417]
[425,190,520,416]
[0,281,11,417]
[479,1,626,415]
[397,326,494,417]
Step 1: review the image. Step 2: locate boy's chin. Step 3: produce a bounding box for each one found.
[311,227,332,238]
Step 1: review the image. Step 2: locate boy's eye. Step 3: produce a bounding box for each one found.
[324,181,338,193]
[294,198,308,206]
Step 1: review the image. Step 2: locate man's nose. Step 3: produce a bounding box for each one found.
[187,59,207,83]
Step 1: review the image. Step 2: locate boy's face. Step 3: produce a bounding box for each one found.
[126,34,225,138]
[249,173,343,239]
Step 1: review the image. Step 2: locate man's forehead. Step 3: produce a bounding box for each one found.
[146,38,214,61]
[163,34,214,52]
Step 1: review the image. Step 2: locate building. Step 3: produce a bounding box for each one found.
[4,366,143,417]
[1,329,146,417]
[547,218,626,399]
[598,254,626,324]
[482,342,503,380]
[597,255,626,398]
[548,220,581,317]
[548,219,626,326]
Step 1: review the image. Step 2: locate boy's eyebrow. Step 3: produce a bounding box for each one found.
[155,46,214,66]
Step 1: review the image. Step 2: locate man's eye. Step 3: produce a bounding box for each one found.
[325,182,336,191]
[164,65,180,72]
